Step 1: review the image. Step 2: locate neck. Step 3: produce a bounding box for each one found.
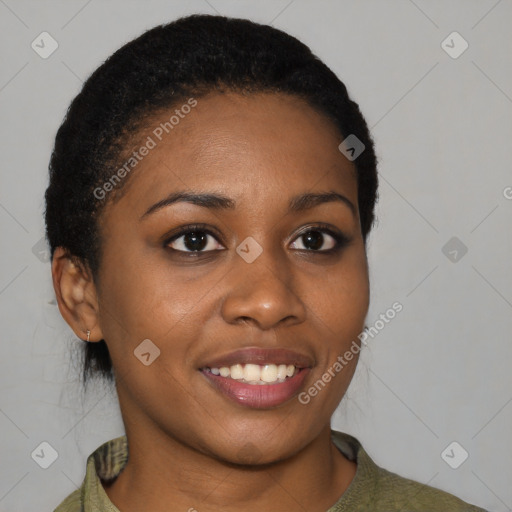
[103,421,356,512]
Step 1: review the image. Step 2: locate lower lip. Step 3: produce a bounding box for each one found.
[201,369,310,409]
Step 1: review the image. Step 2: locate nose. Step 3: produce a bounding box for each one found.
[220,247,307,330]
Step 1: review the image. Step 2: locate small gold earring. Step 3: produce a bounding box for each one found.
[86,330,91,342]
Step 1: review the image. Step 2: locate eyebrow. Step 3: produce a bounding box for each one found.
[140,190,356,219]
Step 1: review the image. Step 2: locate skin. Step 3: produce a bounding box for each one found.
[52,91,370,512]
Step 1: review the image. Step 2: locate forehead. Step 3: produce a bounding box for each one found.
[104,92,357,216]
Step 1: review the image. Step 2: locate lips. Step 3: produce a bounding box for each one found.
[199,348,314,409]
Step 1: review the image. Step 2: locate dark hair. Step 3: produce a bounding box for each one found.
[45,14,378,385]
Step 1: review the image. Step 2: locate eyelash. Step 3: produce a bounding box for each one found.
[163,223,351,256]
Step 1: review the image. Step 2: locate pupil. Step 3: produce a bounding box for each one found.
[304,231,323,250]
[185,232,207,251]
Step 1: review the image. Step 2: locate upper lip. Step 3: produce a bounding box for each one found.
[200,348,314,369]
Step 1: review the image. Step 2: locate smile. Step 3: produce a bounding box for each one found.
[199,347,313,408]
[203,363,298,385]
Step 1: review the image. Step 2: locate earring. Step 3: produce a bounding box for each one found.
[86,330,91,342]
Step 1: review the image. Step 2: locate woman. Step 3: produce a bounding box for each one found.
[46,14,487,512]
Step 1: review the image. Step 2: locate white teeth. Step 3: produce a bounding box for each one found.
[230,364,244,380]
[243,364,261,382]
[207,363,298,384]
[261,364,278,383]
[277,364,287,380]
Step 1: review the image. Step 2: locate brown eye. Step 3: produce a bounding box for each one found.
[167,230,224,253]
[290,229,338,252]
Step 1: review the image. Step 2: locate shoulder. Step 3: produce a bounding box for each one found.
[371,464,487,511]
[53,434,127,512]
[53,489,82,512]
[330,430,488,512]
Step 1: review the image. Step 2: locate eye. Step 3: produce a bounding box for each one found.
[289,226,348,252]
[166,226,224,253]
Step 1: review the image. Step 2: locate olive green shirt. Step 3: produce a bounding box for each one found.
[54,430,487,511]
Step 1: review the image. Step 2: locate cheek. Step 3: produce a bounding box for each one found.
[311,246,369,336]
[98,252,204,333]
[300,262,368,418]
[303,245,368,399]
[96,250,224,382]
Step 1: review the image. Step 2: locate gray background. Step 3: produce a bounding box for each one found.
[0,1,511,511]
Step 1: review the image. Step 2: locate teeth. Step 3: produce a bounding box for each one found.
[244,364,261,382]
[277,364,287,380]
[207,363,298,384]
[261,364,277,383]
[230,363,244,380]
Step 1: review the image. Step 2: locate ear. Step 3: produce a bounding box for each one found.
[51,247,104,342]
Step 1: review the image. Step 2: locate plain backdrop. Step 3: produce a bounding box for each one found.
[0,1,511,511]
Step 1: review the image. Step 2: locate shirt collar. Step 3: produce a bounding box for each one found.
[82,435,127,511]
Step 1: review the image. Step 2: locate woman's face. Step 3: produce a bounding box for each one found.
[94,92,369,464]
